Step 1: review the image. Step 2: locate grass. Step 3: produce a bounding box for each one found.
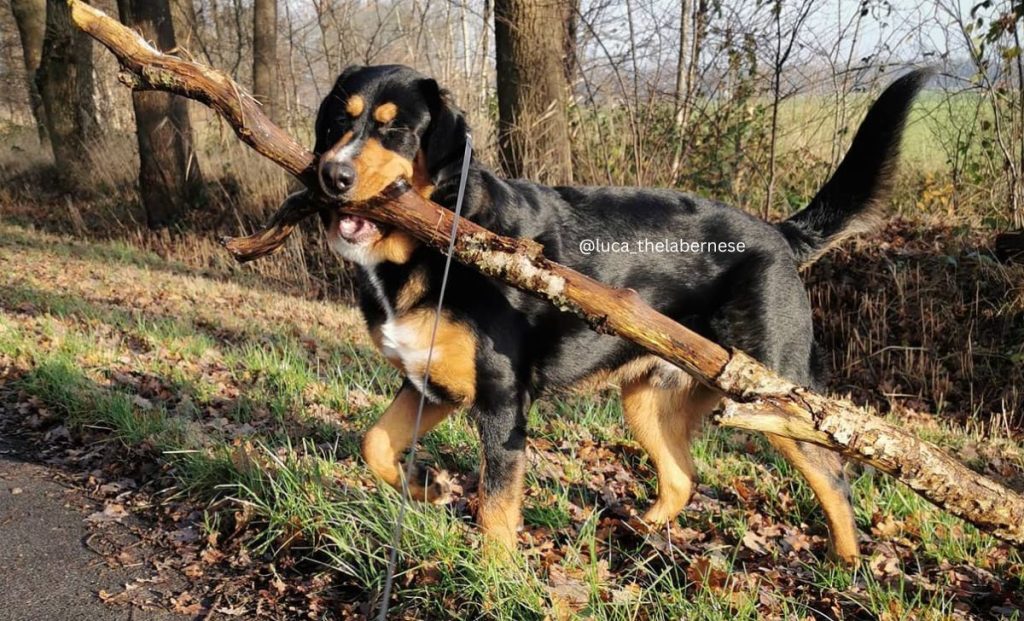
[1,220,1022,619]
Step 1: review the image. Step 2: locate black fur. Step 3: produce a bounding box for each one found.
[309,65,928,542]
[778,69,932,264]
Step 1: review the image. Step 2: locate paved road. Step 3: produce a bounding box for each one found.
[0,435,186,621]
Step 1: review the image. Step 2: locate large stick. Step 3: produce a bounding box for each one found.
[71,0,1024,547]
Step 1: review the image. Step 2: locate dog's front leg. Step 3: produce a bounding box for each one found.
[474,390,530,553]
[362,382,455,503]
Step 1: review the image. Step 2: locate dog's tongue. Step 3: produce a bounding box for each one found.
[338,214,378,243]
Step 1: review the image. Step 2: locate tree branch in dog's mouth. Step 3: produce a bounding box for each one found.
[218,181,407,263]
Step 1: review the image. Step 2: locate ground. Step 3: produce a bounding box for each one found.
[1,219,1023,620]
[0,419,188,621]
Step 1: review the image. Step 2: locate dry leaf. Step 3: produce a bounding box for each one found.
[742,529,769,555]
[86,502,128,524]
[547,570,590,621]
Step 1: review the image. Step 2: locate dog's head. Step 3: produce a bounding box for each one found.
[314,64,468,265]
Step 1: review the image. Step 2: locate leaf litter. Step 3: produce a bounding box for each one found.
[1,223,1023,619]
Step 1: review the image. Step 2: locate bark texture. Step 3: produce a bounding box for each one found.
[9,0,48,144]
[39,0,99,182]
[494,0,573,184]
[252,0,277,121]
[70,2,314,184]
[69,0,1024,549]
[117,0,204,229]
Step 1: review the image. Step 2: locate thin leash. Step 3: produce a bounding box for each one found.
[376,135,474,620]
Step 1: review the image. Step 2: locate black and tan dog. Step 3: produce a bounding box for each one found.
[295,65,928,563]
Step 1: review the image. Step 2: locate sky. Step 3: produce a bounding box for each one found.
[805,0,982,59]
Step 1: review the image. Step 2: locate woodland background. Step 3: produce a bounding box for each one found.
[4,0,1020,426]
[1,1,1024,618]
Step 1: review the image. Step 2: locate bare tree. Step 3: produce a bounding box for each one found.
[938,0,1024,228]
[9,0,48,145]
[762,0,816,218]
[117,0,204,228]
[494,0,574,184]
[253,0,278,121]
[38,0,99,181]
[668,0,708,185]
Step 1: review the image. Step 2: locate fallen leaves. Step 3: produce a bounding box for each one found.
[170,591,204,615]
[546,567,591,620]
[86,502,129,524]
[4,223,1024,619]
[742,528,771,555]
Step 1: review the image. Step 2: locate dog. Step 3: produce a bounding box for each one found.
[295,64,928,563]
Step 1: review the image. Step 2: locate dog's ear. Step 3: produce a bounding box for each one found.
[419,78,469,181]
[314,65,364,154]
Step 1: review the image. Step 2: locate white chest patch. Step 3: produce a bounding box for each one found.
[380,319,443,400]
[363,267,394,321]
[380,320,434,366]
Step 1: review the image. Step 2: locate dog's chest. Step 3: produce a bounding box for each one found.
[362,267,477,404]
[378,316,433,376]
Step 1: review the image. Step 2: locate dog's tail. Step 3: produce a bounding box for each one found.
[777,68,931,266]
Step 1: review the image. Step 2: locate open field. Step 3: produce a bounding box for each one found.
[774,92,979,171]
[2,220,1023,619]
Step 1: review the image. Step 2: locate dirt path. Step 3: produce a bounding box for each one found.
[0,420,188,621]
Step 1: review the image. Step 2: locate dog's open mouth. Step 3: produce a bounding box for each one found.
[335,213,389,245]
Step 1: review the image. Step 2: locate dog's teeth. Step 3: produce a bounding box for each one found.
[339,217,360,237]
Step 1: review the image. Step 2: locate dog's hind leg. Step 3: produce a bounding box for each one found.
[362,383,455,503]
[767,435,859,564]
[622,374,720,525]
[710,254,861,563]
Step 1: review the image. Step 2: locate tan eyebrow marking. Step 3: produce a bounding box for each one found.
[345,95,365,117]
[373,102,398,124]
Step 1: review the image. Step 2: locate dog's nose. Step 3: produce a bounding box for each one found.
[319,159,356,195]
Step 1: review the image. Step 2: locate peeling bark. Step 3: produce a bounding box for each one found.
[716,354,1024,545]
[69,0,1024,548]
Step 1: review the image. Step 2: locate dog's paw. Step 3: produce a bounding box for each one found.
[425,468,456,505]
[405,465,456,505]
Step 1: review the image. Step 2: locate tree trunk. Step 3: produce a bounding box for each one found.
[668,0,691,184]
[494,0,573,184]
[38,0,99,183]
[252,0,277,122]
[69,0,1024,549]
[561,0,578,87]
[117,0,204,229]
[9,0,48,145]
